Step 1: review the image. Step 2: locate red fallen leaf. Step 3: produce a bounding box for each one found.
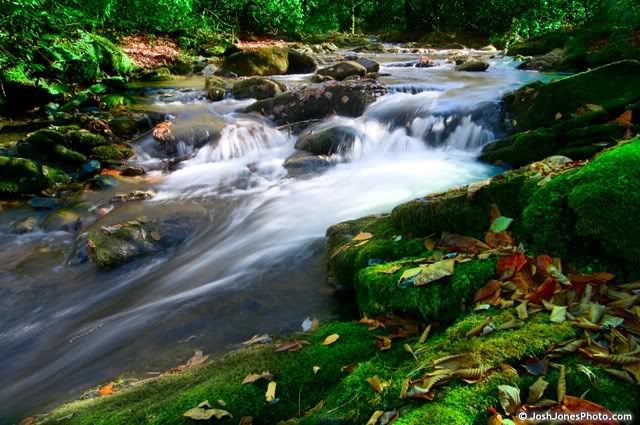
[526,278,556,304]
[497,252,529,280]
[475,280,503,302]
[441,232,489,254]
[535,255,554,276]
[555,395,619,425]
[615,110,633,128]
[100,168,122,176]
[485,231,515,249]
[513,268,535,292]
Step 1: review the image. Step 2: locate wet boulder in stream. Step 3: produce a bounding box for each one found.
[316,61,367,81]
[87,216,191,269]
[232,77,287,100]
[294,125,359,156]
[152,114,226,155]
[243,80,386,127]
[205,75,227,101]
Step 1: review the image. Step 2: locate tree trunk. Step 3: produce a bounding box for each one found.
[351,5,356,34]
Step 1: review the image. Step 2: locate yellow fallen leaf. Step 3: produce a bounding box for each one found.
[183,406,231,420]
[322,334,339,345]
[242,371,274,384]
[265,381,277,403]
[353,232,373,241]
[414,259,456,286]
[366,411,384,425]
[313,366,320,374]
[367,375,387,393]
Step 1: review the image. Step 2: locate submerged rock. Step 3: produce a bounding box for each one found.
[455,58,489,72]
[232,77,287,100]
[244,80,385,126]
[316,61,367,81]
[111,190,155,204]
[87,216,191,269]
[283,151,334,177]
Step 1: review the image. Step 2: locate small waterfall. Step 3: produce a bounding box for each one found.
[194,118,288,163]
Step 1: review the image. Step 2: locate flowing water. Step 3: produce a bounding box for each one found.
[0,50,553,422]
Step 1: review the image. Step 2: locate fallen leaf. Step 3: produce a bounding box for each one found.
[550,305,567,323]
[414,259,456,286]
[515,301,529,320]
[322,334,339,345]
[359,315,385,330]
[527,377,549,404]
[301,318,319,332]
[183,406,232,421]
[379,264,401,274]
[497,385,521,415]
[615,110,633,127]
[556,396,618,425]
[418,324,431,344]
[526,278,556,304]
[353,232,373,241]
[490,216,513,233]
[99,382,114,397]
[433,353,475,369]
[397,267,422,287]
[274,340,309,352]
[265,381,278,404]
[557,365,566,402]
[375,335,392,351]
[497,252,528,280]
[523,357,548,376]
[475,280,503,302]
[305,400,326,416]
[341,363,357,373]
[366,411,384,425]
[313,366,320,375]
[238,417,253,425]
[243,334,272,345]
[367,375,387,393]
[441,232,490,254]
[424,238,437,250]
[242,371,274,384]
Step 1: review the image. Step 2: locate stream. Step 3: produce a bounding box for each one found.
[0,49,554,422]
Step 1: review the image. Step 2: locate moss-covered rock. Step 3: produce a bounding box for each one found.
[244,80,386,126]
[355,258,497,322]
[222,47,290,77]
[232,77,287,100]
[508,31,573,56]
[522,138,640,277]
[205,75,227,101]
[481,60,640,165]
[88,216,191,269]
[0,155,69,196]
[560,28,640,71]
[504,60,640,133]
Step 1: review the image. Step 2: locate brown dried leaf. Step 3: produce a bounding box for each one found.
[242,371,274,384]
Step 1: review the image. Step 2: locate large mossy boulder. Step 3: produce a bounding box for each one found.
[0,64,58,115]
[232,77,287,100]
[316,61,367,81]
[244,80,385,126]
[287,49,318,74]
[481,60,640,166]
[87,216,191,269]
[522,139,640,276]
[221,47,289,76]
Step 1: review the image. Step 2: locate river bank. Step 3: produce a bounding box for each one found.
[2,29,640,424]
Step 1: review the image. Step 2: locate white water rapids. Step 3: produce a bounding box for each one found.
[0,54,554,421]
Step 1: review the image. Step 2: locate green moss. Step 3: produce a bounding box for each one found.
[42,322,378,425]
[0,155,41,179]
[90,145,126,161]
[355,258,496,322]
[102,94,133,109]
[522,139,640,278]
[561,29,640,71]
[53,144,87,164]
[481,128,561,167]
[326,215,427,288]
[508,31,573,56]
[68,130,110,150]
[391,172,532,238]
[222,47,290,76]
